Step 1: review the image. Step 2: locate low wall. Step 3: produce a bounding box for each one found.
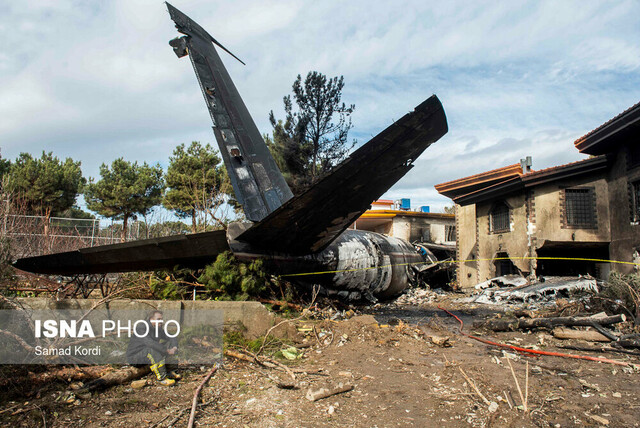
[4,298,278,339]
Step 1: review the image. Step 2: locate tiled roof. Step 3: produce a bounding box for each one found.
[574,100,640,152]
[434,163,522,197]
[453,155,610,206]
[522,156,601,180]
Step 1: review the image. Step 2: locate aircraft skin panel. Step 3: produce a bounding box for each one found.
[237,95,448,255]
[167,3,293,222]
[13,230,229,275]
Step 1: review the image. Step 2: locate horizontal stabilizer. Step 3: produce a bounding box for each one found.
[13,230,229,275]
[237,95,448,254]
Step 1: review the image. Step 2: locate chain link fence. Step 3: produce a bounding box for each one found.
[4,214,141,259]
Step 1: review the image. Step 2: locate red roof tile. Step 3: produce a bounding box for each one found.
[522,156,597,179]
[435,163,522,197]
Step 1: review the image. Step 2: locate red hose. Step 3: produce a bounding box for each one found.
[437,305,638,368]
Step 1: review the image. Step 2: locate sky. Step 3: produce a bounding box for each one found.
[1,0,640,215]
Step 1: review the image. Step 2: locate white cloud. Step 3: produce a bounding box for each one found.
[1,0,639,215]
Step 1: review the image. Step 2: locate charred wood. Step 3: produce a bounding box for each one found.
[478,314,625,332]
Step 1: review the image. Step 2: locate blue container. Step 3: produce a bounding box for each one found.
[399,198,411,210]
[420,205,430,213]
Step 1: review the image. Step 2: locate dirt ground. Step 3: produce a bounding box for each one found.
[1,296,639,427]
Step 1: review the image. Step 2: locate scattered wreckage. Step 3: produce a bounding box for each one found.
[469,274,599,305]
[466,274,640,353]
[14,3,449,301]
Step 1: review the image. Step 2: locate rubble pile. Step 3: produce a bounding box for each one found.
[392,287,438,306]
[469,275,599,306]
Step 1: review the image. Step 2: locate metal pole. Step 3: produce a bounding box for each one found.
[90,219,96,247]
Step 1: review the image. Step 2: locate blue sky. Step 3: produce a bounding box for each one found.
[1,0,639,215]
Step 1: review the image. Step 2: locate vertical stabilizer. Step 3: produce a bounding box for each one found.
[166,3,293,221]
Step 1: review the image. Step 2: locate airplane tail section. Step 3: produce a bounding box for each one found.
[238,95,448,254]
[166,3,293,222]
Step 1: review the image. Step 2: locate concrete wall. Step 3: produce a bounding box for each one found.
[390,216,454,244]
[5,299,279,339]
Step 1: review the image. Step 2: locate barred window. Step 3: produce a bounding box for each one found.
[490,202,510,233]
[565,188,596,228]
[631,181,640,223]
[445,225,456,241]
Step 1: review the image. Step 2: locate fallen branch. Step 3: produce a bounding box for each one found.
[458,367,490,405]
[305,383,353,402]
[27,365,112,383]
[248,365,295,389]
[258,299,303,311]
[0,328,35,353]
[553,327,611,342]
[157,397,217,428]
[558,344,640,356]
[224,349,255,363]
[439,306,639,369]
[589,321,620,341]
[479,314,626,332]
[187,363,219,428]
[506,358,527,412]
[224,348,297,384]
[80,366,150,393]
[615,338,640,349]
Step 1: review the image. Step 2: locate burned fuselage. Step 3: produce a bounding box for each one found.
[229,228,431,301]
[13,3,448,302]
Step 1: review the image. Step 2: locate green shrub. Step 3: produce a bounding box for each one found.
[198,251,268,300]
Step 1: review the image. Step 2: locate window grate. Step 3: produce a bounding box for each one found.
[490,202,510,233]
[565,188,596,228]
[445,225,456,242]
[632,181,640,222]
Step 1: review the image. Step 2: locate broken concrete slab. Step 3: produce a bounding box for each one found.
[474,274,529,290]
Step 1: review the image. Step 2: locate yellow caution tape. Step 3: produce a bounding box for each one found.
[279,256,639,278]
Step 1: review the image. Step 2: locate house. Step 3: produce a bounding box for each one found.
[435,101,640,288]
[351,199,455,246]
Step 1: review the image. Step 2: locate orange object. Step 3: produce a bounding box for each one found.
[438,306,638,368]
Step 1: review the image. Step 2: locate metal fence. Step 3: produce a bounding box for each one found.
[4,214,141,259]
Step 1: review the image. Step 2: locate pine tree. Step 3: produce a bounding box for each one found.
[7,151,85,225]
[85,158,164,242]
[267,71,355,194]
[163,142,229,232]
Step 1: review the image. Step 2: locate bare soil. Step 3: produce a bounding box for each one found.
[1,296,639,427]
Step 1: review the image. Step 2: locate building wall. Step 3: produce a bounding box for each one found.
[456,204,478,288]
[390,216,454,244]
[456,171,612,288]
[474,193,530,284]
[532,173,611,245]
[608,144,640,273]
